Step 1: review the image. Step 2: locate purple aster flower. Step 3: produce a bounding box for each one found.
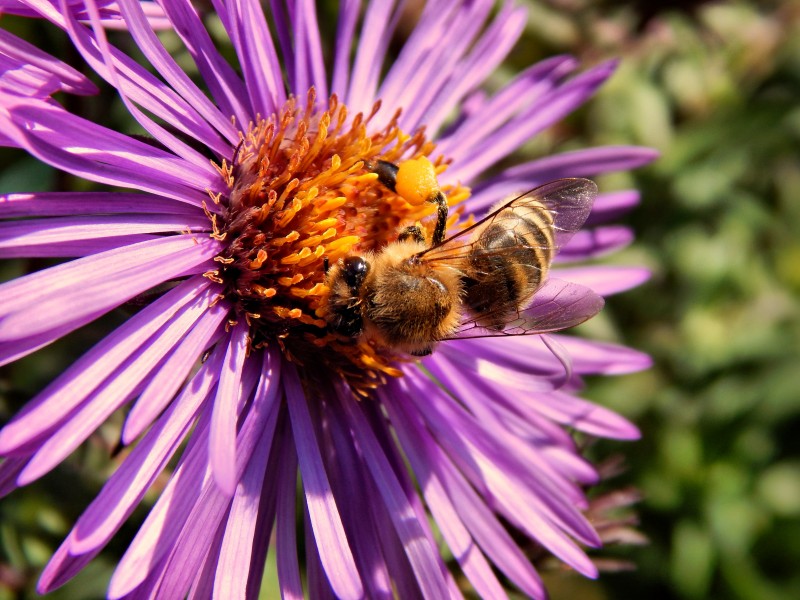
[0,0,656,597]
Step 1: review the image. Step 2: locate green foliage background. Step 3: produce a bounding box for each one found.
[1,1,799,598]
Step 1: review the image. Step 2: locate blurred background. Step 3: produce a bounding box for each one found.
[1,0,799,598]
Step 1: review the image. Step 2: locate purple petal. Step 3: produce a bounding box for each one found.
[0,58,60,99]
[40,432,213,596]
[0,95,217,204]
[0,235,221,343]
[402,370,600,576]
[213,358,283,599]
[140,358,265,599]
[551,334,653,374]
[468,183,642,220]
[266,0,294,89]
[0,28,97,95]
[147,499,228,599]
[529,390,641,440]
[17,284,222,485]
[4,0,169,27]
[290,0,328,101]
[0,277,217,454]
[445,61,619,183]
[340,395,450,599]
[427,356,595,493]
[385,393,508,599]
[587,190,642,225]
[0,214,208,251]
[556,226,634,262]
[320,400,395,599]
[0,234,160,258]
[0,456,27,498]
[226,0,285,117]
[502,146,659,182]
[122,301,228,444]
[76,0,231,163]
[368,397,461,599]
[54,0,231,159]
[71,338,226,552]
[366,479,422,600]
[37,538,93,595]
[422,3,527,135]
[424,356,596,502]
[383,386,547,599]
[304,502,339,600]
[555,265,651,296]
[37,344,225,593]
[437,56,578,169]
[446,364,575,453]
[284,365,364,600]
[389,1,497,133]
[0,191,205,218]
[331,0,359,97]
[109,350,268,597]
[33,0,232,163]
[245,435,282,600]
[154,0,252,126]
[440,341,559,391]
[115,0,239,147]
[346,0,403,116]
[187,525,225,599]
[276,430,303,600]
[210,320,250,496]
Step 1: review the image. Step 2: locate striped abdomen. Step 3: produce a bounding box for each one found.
[461,202,555,329]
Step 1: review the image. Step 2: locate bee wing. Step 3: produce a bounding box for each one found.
[417,178,598,263]
[525,178,597,249]
[443,279,604,340]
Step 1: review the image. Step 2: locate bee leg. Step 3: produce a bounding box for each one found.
[368,160,399,192]
[330,306,364,338]
[410,346,433,357]
[398,225,425,244]
[429,190,448,246]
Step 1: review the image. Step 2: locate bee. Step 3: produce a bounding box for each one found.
[323,156,600,356]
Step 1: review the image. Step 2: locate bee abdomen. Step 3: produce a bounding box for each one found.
[463,206,555,328]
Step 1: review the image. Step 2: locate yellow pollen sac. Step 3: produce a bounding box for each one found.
[396,156,440,206]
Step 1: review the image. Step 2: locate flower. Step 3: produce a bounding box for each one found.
[0,0,656,597]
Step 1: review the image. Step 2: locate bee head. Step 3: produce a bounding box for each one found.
[342,256,369,292]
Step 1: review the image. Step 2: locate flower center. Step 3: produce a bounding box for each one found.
[206,91,469,394]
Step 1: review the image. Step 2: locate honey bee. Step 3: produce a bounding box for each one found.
[323,157,601,356]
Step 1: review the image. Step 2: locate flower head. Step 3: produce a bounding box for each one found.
[0,0,655,597]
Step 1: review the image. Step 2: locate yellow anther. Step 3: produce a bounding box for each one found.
[325,235,360,252]
[312,218,339,231]
[253,285,277,298]
[278,273,304,286]
[249,249,268,269]
[316,196,348,212]
[298,245,325,266]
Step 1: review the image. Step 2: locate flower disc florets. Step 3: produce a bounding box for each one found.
[207,91,468,392]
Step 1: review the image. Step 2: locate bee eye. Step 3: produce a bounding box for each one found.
[343,256,369,290]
